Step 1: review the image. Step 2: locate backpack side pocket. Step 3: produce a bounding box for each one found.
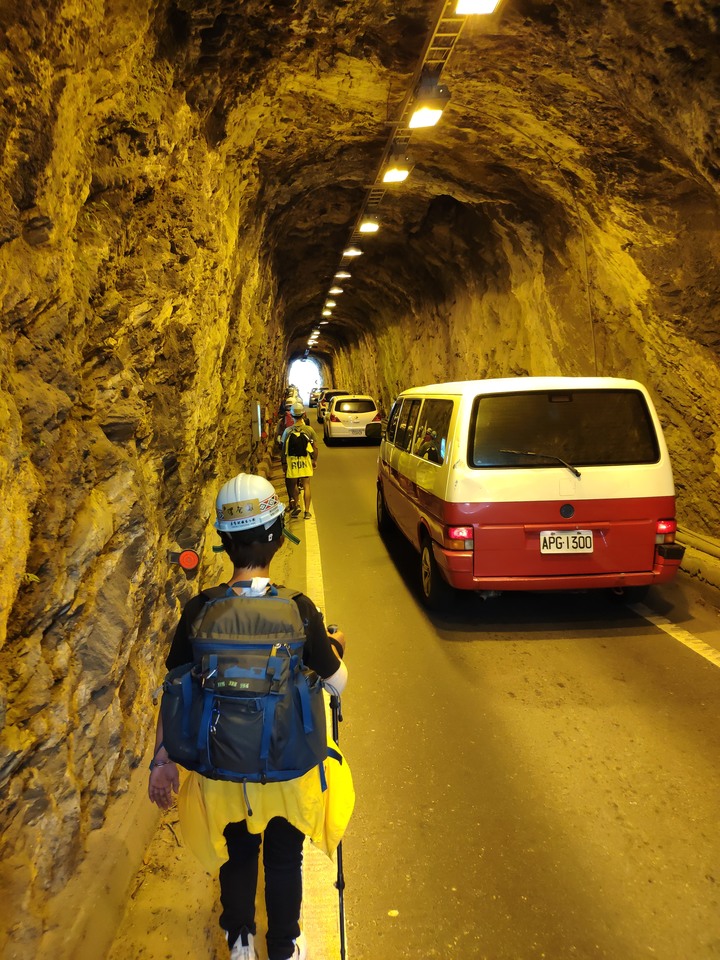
[161,663,204,768]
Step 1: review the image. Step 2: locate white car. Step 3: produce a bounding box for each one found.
[317,389,350,424]
[324,395,382,444]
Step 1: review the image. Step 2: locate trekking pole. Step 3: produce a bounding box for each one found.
[327,626,347,960]
[329,693,347,960]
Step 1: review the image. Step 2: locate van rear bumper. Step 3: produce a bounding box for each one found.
[434,542,685,592]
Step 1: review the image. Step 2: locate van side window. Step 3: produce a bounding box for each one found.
[414,399,454,464]
[394,399,421,452]
[385,400,402,444]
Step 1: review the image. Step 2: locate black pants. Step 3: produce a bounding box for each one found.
[220,817,304,960]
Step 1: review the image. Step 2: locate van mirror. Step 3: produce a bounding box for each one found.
[365,421,383,440]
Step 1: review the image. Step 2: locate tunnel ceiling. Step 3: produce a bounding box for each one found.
[153,0,719,360]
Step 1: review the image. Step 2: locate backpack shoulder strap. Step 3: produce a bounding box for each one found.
[273,585,303,603]
[198,585,228,601]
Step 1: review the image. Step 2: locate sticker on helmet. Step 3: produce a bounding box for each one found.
[219,494,280,523]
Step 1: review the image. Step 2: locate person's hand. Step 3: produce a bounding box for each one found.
[148,761,179,810]
[328,627,346,654]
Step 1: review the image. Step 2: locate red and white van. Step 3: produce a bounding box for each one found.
[376,377,685,608]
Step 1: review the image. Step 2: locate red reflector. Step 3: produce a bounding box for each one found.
[656,519,677,535]
[178,549,200,571]
[448,526,473,540]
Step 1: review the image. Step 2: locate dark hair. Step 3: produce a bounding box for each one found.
[218,518,284,568]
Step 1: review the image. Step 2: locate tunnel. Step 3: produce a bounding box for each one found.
[1,1,719,958]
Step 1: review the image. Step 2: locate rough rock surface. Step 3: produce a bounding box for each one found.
[0,0,718,955]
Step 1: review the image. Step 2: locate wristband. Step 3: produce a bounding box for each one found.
[149,742,170,771]
[149,757,172,771]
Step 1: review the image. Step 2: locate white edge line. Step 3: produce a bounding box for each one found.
[301,516,349,959]
[630,602,720,669]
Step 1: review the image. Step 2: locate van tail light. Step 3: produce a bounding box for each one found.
[446,525,473,551]
[330,413,340,422]
[656,519,677,544]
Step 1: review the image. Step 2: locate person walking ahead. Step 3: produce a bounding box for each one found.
[148,473,349,960]
[281,402,318,519]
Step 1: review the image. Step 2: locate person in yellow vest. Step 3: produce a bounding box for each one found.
[148,473,352,960]
[280,402,318,519]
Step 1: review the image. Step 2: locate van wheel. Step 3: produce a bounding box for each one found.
[376,487,393,536]
[420,537,452,610]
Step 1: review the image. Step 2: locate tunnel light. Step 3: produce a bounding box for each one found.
[382,149,413,183]
[343,246,363,257]
[319,320,329,325]
[359,215,379,234]
[455,0,502,12]
[325,300,336,308]
[408,75,450,129]
[334,270,351,279]
[383,164,411,184]
[322,309,332,316]
[328,286,343,294]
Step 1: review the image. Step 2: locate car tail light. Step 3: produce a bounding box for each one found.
[656,518,677,544]
[372,412,381,422]
[330,413,340,422]
[446,525,473,550]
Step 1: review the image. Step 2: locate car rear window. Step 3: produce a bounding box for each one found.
[334,399,376,414]
[470,389,660,467]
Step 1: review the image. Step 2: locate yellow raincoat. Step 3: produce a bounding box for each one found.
[178,742,354,875]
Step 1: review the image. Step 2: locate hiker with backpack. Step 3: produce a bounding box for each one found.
[280,401,318,520]
[148,472,351,960]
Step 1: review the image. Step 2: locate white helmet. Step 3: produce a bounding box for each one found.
[291,401,305,417]
[214,473,285,532]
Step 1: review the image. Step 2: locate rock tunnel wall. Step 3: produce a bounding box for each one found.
[0,6,290,953]
[0,0,718,955]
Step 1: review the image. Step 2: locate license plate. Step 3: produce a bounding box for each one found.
[540,530,594,553]
[350,428,363,435]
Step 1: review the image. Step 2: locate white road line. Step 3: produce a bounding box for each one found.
[301,516,349,959]
[631,602,720,669]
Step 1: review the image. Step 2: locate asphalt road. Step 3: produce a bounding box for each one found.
[311,440,720,960]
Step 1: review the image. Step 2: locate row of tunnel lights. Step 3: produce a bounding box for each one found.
[306,0,503,351]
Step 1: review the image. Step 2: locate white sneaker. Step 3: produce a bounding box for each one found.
[290,930,307,960]
[228,929,258,960]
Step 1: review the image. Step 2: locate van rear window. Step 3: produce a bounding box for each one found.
[470,389,660,468]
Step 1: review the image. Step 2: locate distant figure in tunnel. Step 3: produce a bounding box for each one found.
[280,401,318,519]
[276,399,311,511]
[148,472,351,960]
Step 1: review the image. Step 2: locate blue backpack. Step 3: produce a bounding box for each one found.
[161,586,327,785]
